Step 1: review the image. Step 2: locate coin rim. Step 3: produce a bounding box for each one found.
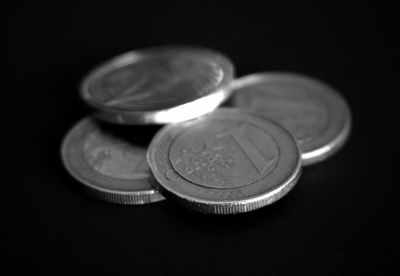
[80,46,235,124]
[231,72,352,165]
[147,108,302,214]
[61,117,165,204]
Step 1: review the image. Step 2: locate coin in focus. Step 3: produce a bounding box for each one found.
[61,117,165,204]
[231,72,352,165]
[81,46,235,125]
[147,108,301,214]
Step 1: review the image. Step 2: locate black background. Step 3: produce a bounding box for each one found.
[5,1,400,275]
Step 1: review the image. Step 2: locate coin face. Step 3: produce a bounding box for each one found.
[81,46,234,124]
[147,108,301,214]
[61,117,165,204]
[231,73,351,165]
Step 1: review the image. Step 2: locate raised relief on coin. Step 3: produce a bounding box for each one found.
[89,53,222,110]
[83,130,149,180]
[62,117,165,204]
[169,120,279,189]
[147,108,301,214]
[237,82,329,145]
[81,47,235,125]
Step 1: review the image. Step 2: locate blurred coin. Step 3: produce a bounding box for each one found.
[147,108,301,214]
[81,46,234,124]
[231,73,351,165]
[61,117,165,204]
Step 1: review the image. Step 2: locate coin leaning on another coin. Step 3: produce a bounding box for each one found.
[61,117,165,204]
[231,72,352,165]
[80,46,235,125]
[147,108,302,214]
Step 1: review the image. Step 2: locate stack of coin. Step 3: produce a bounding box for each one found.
[61,46,351,214]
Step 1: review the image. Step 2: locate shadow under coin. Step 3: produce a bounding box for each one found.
[93,118,163,148]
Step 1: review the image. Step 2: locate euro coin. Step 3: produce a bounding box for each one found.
[231,73,351,165]
[61,117,165,204]
[81,46,234,124]
[147,108,301,214]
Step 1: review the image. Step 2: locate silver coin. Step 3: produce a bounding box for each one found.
[147,108,301,214]
[231,72,352,165]
[61,117,165,204]
[81,46,234,125]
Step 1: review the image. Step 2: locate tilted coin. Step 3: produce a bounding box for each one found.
[61,117,165,204]
[147,108,301,214]
[81,46,235,125]
[231,72,352,165]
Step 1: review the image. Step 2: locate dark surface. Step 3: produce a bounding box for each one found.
[5,2,399,275]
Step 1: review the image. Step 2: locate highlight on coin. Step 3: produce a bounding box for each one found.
[61,117,165,204]
[80,46,235,125]
[147,108,302,214]
[231,72,351,165]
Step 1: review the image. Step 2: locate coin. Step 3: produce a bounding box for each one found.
[81,46,235,124]
[231,72,352,165]
[61,117,165,204]
[147,108,301,214]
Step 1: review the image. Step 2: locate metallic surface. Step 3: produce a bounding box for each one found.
[231,72,352,165]
[147,108,301,214]
[81,46,235,124]
[61,117,165,204]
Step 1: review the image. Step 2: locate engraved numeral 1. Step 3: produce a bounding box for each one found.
[218,124,276,174]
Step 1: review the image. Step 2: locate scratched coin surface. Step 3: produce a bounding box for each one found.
[81,46,234,124]
[61,117,164,204]
[232,73,352,165]
[147,108,301,214]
